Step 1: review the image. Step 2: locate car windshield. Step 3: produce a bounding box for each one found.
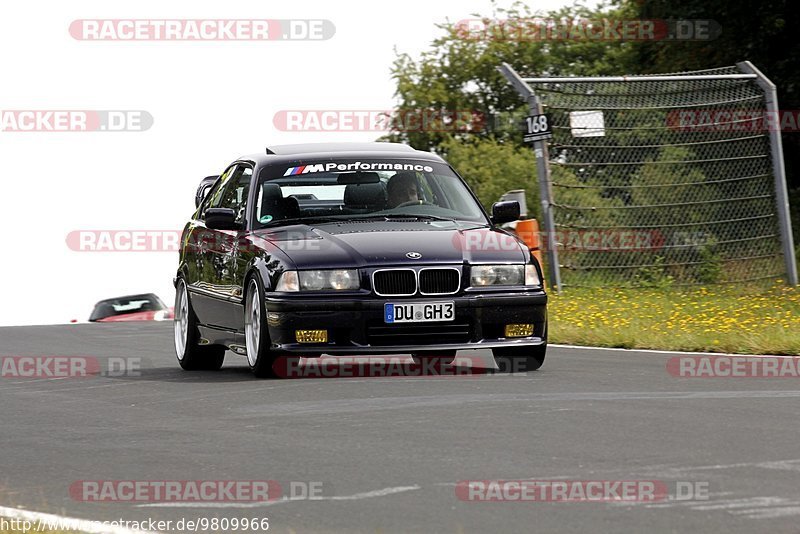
[89,294,167,321]
[253,159,489,228]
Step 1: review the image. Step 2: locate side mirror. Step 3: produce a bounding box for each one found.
[205,208,241,231]
[195,175,219,208]
[491,201,520,225]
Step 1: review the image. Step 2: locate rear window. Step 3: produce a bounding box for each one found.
[89,294,166,321]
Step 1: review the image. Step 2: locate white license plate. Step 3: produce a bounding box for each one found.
[384,302,455,323]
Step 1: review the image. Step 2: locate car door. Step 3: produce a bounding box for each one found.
[219,163,254,331]
[187,163,252,329]
[188,164,251,330]
[184,165,233,325]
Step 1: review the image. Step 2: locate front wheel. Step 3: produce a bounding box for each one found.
[244,275,279,378]
[174,278,225,370]
[492,344,546,373]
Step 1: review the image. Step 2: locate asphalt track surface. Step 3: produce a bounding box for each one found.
[2,322,800,533]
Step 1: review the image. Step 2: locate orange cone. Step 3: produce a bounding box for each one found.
[514,219,542,267]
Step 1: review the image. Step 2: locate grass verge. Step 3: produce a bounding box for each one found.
[548,280,800,355]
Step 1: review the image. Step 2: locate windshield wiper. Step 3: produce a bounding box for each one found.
[379,214,488,228]
[262,213,487,228]
[261,215,347,227]
[352,213,460,223]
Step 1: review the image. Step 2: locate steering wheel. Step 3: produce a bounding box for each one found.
[396,200,434,208]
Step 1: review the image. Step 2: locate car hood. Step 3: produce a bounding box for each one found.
[251,221,529,268]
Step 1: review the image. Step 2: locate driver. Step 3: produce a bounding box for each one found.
[387,172,420,208]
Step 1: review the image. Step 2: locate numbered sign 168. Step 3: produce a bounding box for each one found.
[523,113,553,143]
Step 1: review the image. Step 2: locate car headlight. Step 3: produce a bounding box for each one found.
[469,264,541,288]
[470,265,524,286]
[525,264,541,287]
[329,269,358,290]
[276,270,360,291]
[275,271,299,291]
[301,270,327,291]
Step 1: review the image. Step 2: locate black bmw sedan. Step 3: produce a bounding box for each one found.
[174,142,547,377]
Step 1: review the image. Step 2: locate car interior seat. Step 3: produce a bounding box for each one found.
[343,182,387,213]
[259,183,300,222]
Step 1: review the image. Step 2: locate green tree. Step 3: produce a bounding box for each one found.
[382,1,641,224]
[628,0,800,223]
[441,136,539,215]
[384,1,638,152]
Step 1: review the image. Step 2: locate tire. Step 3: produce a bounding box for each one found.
[411,350,457,366]
[492,344,546,373]
[244,275,280,378]
[174,278,225,371]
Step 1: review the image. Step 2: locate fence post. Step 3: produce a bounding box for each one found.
[498,62,562,292]
[738,61,798,285]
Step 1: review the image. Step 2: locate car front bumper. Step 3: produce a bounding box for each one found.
[262,291,547,355]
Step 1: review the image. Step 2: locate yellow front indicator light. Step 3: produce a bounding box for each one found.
[505,324,534,338]
[295,330,328,343]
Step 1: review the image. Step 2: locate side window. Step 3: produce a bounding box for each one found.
[200,165,235,219]
[212,165,253,224]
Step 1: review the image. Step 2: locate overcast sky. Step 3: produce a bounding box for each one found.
[0,0,584,326]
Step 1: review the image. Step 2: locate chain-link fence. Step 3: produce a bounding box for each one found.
[501,63,797,289]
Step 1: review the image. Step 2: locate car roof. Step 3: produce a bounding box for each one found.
[236,142,447,167]
[266,142,417,155]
